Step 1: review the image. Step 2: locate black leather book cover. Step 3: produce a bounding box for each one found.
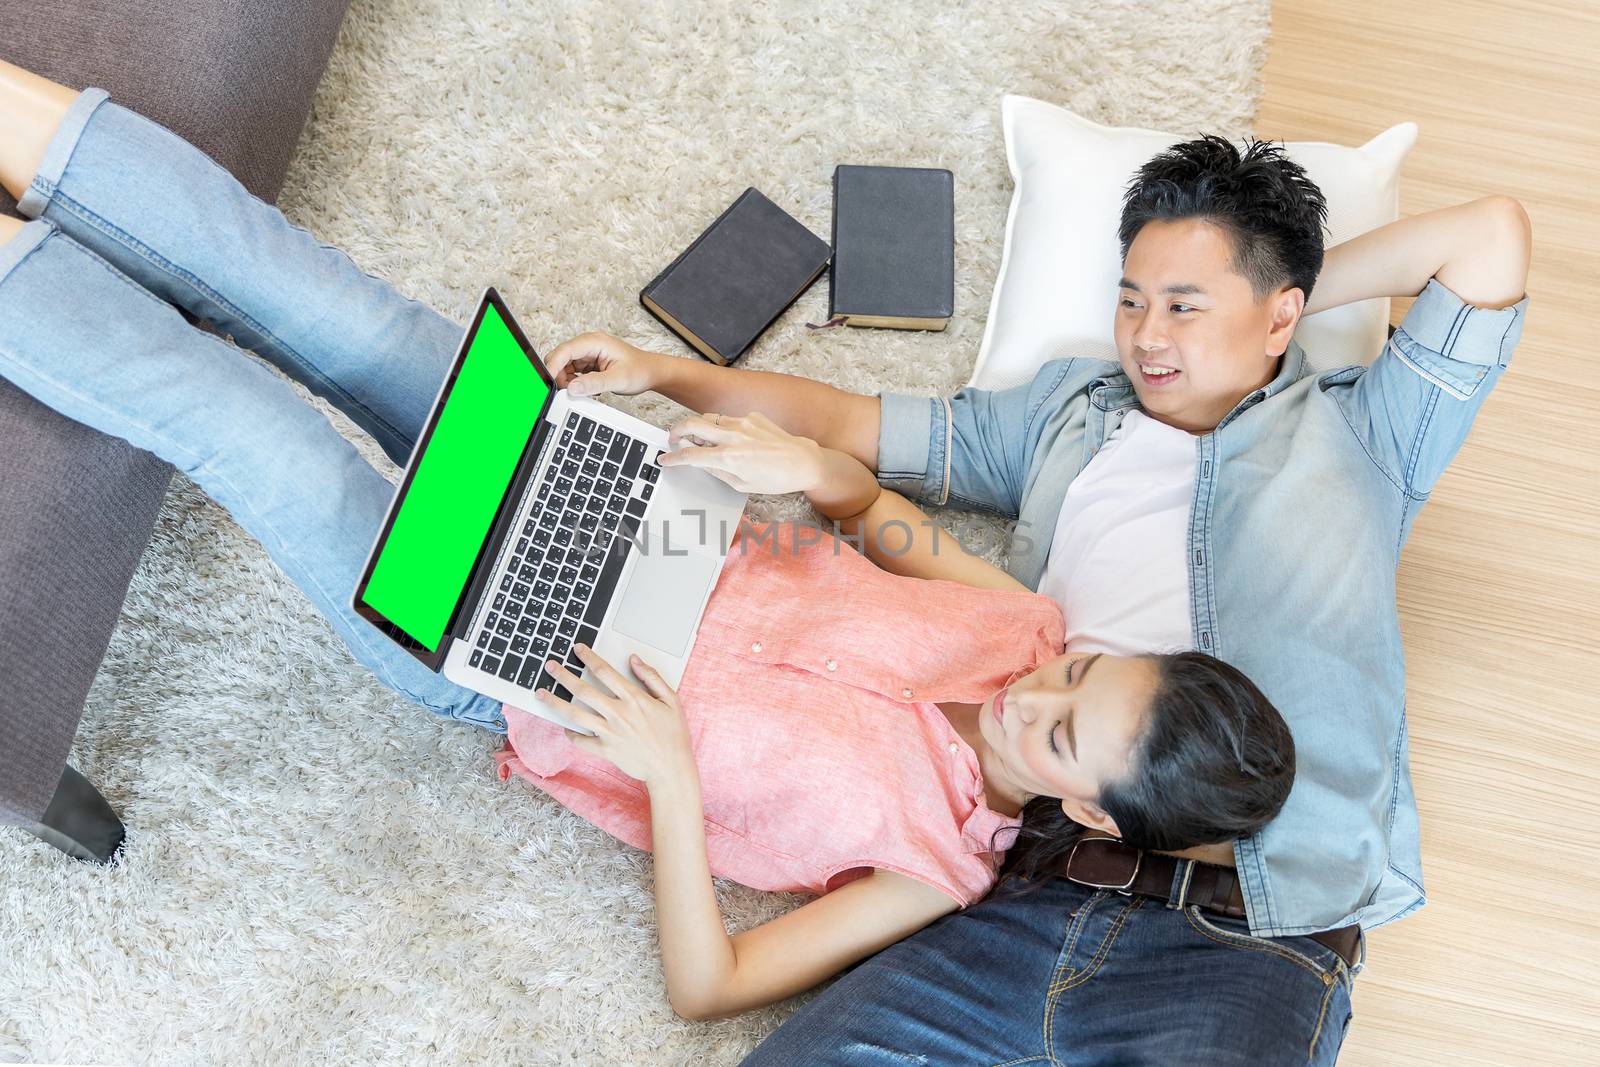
[640,188,831,365]
[830,165,955,330]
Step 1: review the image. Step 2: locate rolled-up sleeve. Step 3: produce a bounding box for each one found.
[876,392,949,504]
[876,360,1079,516]
[1336,277,1529,496]
[1389,276,1528,400]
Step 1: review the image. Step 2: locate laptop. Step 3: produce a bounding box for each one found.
[352,287,747,731]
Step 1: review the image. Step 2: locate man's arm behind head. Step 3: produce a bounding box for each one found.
[1305,195,1531,316]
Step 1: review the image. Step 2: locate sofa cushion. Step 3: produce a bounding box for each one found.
[1,0,351,215]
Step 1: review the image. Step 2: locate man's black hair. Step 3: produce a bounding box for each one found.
[1117,135,1330,303]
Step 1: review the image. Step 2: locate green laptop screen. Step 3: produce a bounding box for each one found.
[359,303,547,651]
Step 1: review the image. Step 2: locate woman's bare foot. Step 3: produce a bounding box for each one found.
[0,214,26,247]
[0,59,78,204]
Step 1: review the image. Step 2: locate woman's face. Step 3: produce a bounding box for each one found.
[977,652,1159,836]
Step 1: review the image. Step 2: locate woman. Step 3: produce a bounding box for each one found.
[0,67,1294,1019]
[493,413,1295,1019]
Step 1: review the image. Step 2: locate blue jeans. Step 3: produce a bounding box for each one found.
[742,874,1355,1065]
[0,89,504,732]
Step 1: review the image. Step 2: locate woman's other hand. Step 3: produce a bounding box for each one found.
[544,331,663,397]
[536,644,696,788]
[660,410,825,496]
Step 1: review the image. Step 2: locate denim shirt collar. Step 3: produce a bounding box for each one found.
[1087,372,1138,413]
[1218,341,1312,429]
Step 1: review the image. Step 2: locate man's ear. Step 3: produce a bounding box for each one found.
[1061,797,1122,839]
[1266,286,1305,359]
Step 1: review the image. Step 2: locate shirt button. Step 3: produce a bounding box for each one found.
[948,743,959,755]
[901,687,913,698]
[751,642,763,653]
[825,658,837,672]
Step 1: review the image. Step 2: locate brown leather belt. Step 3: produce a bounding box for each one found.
[1059,836,1361,971]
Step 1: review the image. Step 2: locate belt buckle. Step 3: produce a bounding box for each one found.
[1065,836,1142,894]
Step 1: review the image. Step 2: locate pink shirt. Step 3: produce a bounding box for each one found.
[495,519,1066,907]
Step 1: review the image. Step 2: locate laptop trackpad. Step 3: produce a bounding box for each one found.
[610,550,722,658]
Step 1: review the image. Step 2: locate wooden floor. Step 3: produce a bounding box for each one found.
[1256,1,1600,1062]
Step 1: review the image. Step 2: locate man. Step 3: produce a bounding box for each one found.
[545,136,1532,1064]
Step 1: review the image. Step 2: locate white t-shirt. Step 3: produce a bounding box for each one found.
[1037,410,1197,656]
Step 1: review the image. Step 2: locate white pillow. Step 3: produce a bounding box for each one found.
[967,95,1417,392]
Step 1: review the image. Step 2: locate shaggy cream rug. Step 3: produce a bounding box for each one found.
[0,0,1269,1062]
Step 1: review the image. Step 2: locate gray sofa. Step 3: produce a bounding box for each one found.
[1,0,351,859]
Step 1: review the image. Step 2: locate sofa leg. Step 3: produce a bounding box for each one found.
[22,763,126,864]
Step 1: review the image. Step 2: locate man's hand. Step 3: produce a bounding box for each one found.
[536,644,696,789]
[548,331,883,474]
[545,331,663,397]
[659,410,826,496]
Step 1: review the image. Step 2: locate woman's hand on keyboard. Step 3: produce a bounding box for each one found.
[546,331,662,397]
[660,411,824,495]
[536,644,696,789]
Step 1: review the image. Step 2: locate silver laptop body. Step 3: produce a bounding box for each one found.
[353,288,746,733]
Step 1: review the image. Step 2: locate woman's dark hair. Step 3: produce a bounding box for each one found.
[993,651,1296,888]
[1118,135,1330,304]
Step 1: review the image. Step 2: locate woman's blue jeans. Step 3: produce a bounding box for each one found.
[0,89,505,732]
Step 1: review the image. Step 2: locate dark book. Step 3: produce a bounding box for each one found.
[640,188,831,366]
[830,165,955,330]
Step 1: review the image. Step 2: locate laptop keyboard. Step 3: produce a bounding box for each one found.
[468,413,661,701]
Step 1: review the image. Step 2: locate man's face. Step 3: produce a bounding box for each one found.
[1114,218,1304,434]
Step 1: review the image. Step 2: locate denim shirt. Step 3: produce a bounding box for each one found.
[876,278,1530,936]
